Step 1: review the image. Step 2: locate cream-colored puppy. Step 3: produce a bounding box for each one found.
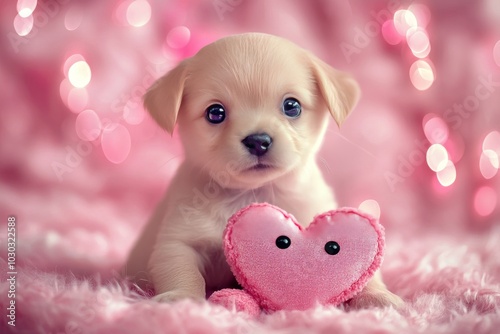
[125,33,402,308]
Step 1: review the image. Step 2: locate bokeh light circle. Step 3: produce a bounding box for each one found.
[483,130,500,154]
[426,144,449,172]
[123,100,146,125]
[408,4,431,28]
[68,60,92,88]
[406,27,431,58]
[75,110,101,141]
[480,150,499,179]
[13,13,34,36]
[63,54,85,76]
[423,115,448,144]
[59,79,72,104]
[358,199,381,219]
[494,40,500,67]
[394,10,418,35]
[67,88,88,113]
[126,0,151,27]
[65,6,83,31]
[412,45,431,59]
[166,26,191,49]
[101,124,131,164]
[474,186,497,217]
[410,60,434,91]
[17,0,37,17]
[436,161,456,187]
[381,20,402,45]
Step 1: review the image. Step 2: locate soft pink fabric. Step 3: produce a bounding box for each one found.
[223,203,384,311]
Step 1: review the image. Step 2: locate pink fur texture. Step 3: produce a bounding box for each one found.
[221,203,384,311]
[3,201,500,333]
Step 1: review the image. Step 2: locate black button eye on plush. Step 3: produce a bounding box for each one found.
[205,104,226,124]
[275,235,291,249]
[324,241,340,255]
[282,97,302,118]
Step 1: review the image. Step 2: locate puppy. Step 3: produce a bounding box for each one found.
[124,33,402,308]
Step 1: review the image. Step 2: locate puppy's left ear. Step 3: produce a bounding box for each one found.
[308,54,360,126]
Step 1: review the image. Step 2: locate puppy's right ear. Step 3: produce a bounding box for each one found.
[143,60,189,134]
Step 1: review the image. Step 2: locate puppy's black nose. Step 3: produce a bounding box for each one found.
[242,133,273,156]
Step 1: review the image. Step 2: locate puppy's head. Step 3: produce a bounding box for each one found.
[144,33,359,189]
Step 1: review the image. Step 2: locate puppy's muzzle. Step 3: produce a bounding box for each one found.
[242,133,273,157]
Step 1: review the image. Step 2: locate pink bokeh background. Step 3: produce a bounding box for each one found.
[1,1,500,333]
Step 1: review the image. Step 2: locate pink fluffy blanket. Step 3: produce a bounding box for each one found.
[1,209,500,333]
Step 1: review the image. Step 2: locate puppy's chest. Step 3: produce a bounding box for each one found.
[193,190,272,234]
[189,186,316,238]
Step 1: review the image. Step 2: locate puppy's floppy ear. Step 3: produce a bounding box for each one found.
[308,54,360,126]
[143,60,189,134]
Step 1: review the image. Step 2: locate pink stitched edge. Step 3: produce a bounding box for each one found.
[224,203,293,311]
[322,208,385,305]
[224,203,385,310]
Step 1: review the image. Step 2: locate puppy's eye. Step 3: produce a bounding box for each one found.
[205,104,226,124]
[282,98,301,118]
[275,235,291,249]
[324,241,340,255]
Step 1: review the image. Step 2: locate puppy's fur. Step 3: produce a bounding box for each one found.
[124,33,402,308]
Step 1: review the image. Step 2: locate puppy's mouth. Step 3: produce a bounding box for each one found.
[245,162,275,172]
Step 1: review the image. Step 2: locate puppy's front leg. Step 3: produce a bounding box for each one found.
[348,271,403,309]
[149,241,205,302]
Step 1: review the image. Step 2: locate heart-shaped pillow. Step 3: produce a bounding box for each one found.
[223,203,384,311]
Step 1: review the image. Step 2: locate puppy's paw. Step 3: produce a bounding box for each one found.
[153,290,205,303]
[209,289,261,317]
[348,289,404,310]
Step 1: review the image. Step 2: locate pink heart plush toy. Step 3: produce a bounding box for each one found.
[209,203,384,313]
